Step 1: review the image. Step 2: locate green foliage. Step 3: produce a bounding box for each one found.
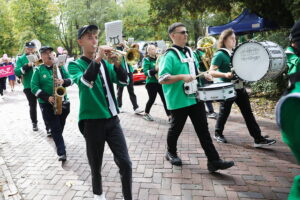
[0,0,16,56]
[250,75,288,98]
[10,0,58,54]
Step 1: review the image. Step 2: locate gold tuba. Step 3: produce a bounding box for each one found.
[197,36,217,70]
[53,61,66,115]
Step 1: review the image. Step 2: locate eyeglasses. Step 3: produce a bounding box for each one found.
[174,31,189,35]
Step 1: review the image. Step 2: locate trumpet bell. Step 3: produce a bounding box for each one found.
[126,48,140,66]
[107,48,140,66]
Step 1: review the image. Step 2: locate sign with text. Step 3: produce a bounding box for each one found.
[105,20,123,46]
[0,65,14,78]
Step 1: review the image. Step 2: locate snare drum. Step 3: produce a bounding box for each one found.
[197,82,236,101]
[231,41,287,82]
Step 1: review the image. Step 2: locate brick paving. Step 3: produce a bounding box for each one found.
[0,83,299,200]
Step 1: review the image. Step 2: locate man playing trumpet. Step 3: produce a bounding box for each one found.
[15,42,50,133]
[68,25,132,200]
[31,46,72,161]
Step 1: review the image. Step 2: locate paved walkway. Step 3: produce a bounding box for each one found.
[0,84,299,200]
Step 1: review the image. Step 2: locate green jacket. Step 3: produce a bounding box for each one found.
[31,64,71,104]
[158,48,199,110]
[143,56,158,84]
[286,46,300,75]
[68,57,128,122]
[15,54,34,89]
[211,50,231,83]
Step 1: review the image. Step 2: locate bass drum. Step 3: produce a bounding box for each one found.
[231,41,287,82]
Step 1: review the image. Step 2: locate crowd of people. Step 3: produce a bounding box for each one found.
[0,19,299,200]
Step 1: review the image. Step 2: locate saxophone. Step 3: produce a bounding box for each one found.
[53,62,66,115]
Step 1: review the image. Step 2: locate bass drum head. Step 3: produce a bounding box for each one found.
[232,42,269,82]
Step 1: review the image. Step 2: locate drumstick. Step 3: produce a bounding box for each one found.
[195,71,209,78]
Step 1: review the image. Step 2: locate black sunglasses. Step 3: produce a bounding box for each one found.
[174,30,189,35]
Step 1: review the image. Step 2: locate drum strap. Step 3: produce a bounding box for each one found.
[218,48,232,57]
[167,47,198,77]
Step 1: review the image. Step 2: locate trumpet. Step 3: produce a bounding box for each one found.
[94,45,140,66]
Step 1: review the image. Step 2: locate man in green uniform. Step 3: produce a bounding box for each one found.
[277,19,300,200]
[158,22,234,172]
[31,46,72,161]
[15,42,50,133]
[68,25,132,200]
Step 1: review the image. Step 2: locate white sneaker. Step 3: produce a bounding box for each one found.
[134,107,143,114]
[94,193,106,200]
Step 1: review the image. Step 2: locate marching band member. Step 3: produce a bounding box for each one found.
[159,22,234,172]
[142,44,171,121]
[31,46,71,161]
[193,46,218,119]
[276,19,300,199]
[116,43,143,114]
[209,28,276,147]
[15,42,50,134]
[68,25,132,200]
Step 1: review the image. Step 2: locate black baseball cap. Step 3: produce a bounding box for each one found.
[39,46,54,53]
[77,25,99,39]
[25,42,36,48]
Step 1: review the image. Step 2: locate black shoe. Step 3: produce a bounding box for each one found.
[214,134,227,143]
[46,130,52,137]
[58,154,67,161]
[254,138,276,148]
[207,159,234,172]
[32,123,38,131]
[165,152,182,166]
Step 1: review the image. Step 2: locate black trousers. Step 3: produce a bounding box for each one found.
[23,88,50,131]
[168,103,220,161]
[145,83,170,116]
[117,73,138,110]
[0,77,6,95]
[82,117,132,199]
[39,102,70,156]
[24,88,38,124]
[215,88,262,140]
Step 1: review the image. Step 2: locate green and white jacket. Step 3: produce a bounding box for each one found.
[31,64,72,104]
[68,56,128,124]
[15,54,35,89]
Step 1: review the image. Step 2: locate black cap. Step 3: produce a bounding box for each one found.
[77,25,99,39]
[39,46,54,53]
[291,19,300,42]
[25,42,36,48]
[168,22,186,34]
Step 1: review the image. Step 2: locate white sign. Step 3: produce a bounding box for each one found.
[105,20,123,46]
